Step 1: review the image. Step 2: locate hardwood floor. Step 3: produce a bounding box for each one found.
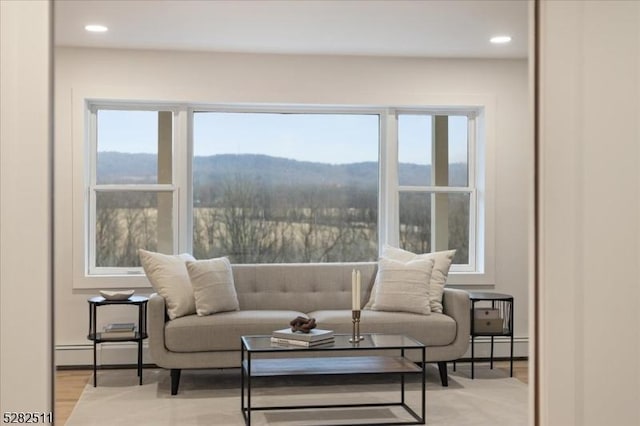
[55,369,92,425]
[55,361,528,424]
[494,359,529,384]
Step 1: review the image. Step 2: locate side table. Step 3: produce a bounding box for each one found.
[468,291,514,379]
[87,295,149,386]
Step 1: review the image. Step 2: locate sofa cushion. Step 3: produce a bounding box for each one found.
[371,256,435,315]
[365,246,455,314]
[232,263,378,312]
[164,310,307,352]
[186,257,239,316]
[139,249,196,320]
[309,309,456,347]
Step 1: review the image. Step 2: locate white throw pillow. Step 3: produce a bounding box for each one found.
[186,257,239,316]
[138,249,196,320]
[365,245,456,313]
[371,256,435,315]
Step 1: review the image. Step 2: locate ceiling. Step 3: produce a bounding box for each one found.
[54,0,529,59]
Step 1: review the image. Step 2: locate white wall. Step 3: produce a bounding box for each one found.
[54,47,531,364]
[0,0,53,414]
[538,1,640,425]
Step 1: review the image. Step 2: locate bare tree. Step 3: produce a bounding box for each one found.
[213,178,287,263]
[96,205,121,267]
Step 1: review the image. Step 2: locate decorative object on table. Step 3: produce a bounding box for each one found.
[272,327,333,342]
[99,289,135,301]
[289,316,316,332]
[350,268,364,342]
[101,322,136,339]
[473,308,504,333]
[270,336,334,347]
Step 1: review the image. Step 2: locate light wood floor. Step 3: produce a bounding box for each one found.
[55,369,93,425]
[55,361,528,424]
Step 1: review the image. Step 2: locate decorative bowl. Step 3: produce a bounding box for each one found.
[99,289,135,301]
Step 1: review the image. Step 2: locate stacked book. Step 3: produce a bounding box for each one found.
[101,322,136,339]
[271,328,334,347]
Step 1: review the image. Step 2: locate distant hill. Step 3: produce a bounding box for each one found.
[97,152,158,184]
[97,152,468,187]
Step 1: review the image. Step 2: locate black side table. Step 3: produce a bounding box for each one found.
[468,291,514,379]
[87,295,149,386]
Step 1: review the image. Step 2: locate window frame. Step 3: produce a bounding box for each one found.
[393,110,478,272]
[187,105,386,263]
[76,99,493,289]
[86,103,181,276]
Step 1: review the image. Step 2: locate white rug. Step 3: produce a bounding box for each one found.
[66,365,528,425]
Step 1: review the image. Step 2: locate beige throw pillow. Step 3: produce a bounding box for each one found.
[371,256,435,315]
[186,257,239,316]
[365,245,456,313]
[138,249,196,320]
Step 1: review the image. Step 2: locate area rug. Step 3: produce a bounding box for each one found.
[65,365,528,425]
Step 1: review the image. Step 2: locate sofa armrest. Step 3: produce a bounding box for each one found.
[148,293,171,367]
[441,288,471,358]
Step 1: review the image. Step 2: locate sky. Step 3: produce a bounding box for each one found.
[97,110,469,165]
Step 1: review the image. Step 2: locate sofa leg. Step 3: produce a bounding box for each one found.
[170,369,181,395]
[437,362,449,387]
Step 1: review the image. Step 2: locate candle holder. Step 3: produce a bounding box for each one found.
[349,310,364,343]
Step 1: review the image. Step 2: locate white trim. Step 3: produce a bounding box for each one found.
[379,108,399,249]
[190,103,387,115]
[395,109,480,274]
[92,184,175,192]
[83,100,182,282]
[55,343,152,367]
[54,337,529,367]
[87,108,97,274]
[181,109,192,254]
[54,338,529,367]
[467,114,478,274]
[398,186,473,193]
[459,335,529,359]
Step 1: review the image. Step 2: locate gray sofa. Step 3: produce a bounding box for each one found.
[148,262,470,395]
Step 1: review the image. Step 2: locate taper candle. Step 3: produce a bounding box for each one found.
[356,270,361,310]
[352,269,357,310]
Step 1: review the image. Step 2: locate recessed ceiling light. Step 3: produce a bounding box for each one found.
[490,35,512,44]
[85,24,108,33]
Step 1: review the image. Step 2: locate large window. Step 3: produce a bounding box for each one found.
[85,104,480,276]
[88,107,176,273]
[192,111,380,263]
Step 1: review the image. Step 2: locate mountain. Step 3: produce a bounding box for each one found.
[97,152,468,187]
[193,154,378,189]
[96,152,158,184]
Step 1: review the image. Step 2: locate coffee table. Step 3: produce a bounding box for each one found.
[240,333,426,425]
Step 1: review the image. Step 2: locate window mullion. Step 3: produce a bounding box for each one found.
[380,109,399,250]
[178,108,190,254]
[92,184,175,192]
[398,186,472,193]
[88,107,98,275]
[468,114,477,271]
[88,186,96,275]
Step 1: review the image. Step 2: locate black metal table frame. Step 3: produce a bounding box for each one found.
[87,295,148,386]
[240,335,426,426]
[469,293,514,379]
